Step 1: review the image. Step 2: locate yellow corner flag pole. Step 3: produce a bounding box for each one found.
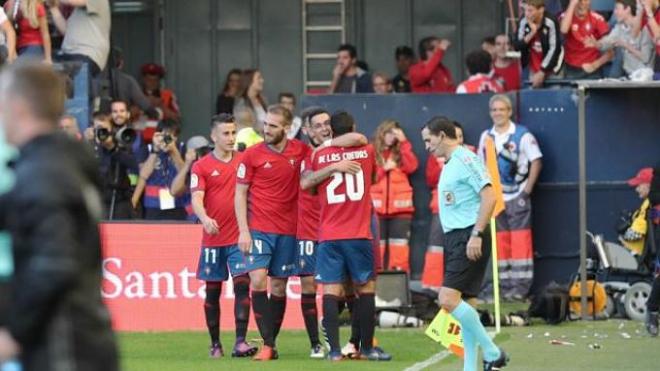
[484,137,505,334]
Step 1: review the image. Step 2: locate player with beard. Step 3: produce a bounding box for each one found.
[235,104,309,360]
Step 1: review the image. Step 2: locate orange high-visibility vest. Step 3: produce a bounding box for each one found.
[371,168,414,216]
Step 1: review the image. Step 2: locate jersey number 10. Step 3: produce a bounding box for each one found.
[326,170,365,204]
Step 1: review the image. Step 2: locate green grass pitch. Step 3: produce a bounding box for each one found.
[119,320,659,370]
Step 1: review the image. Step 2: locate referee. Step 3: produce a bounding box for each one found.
[421,117,508,371]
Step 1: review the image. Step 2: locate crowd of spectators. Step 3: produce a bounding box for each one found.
[0,0,655,252]
[326,0,659,94]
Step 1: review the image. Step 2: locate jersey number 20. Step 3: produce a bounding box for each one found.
[326,170,365,204]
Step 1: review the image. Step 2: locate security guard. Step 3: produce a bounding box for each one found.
[421,116,508,371]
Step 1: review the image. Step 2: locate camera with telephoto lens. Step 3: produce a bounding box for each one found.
[163,134,173,145]
[95,126,137,148]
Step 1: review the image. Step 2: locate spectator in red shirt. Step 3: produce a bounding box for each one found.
[4,0,52,64]
[456,50,504,94]
[493,34,522,91]
[409,36,455,93]
[560,0,613,79]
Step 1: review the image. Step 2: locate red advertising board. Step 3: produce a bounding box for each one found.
[100,223,310,331]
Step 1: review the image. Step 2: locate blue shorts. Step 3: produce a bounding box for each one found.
[315,239,375,284]
[196,245,248,282]
[296,239,318,276]
[245,230,297,277]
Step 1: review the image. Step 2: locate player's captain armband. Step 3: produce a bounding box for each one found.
[0,233,14,281]
[425,309,464,359]
[237,163,246,179]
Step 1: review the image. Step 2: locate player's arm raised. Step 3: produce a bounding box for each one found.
[300,160,361,191]
[235,183,252,254]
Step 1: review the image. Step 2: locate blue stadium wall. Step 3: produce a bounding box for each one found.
[303,88,660,293]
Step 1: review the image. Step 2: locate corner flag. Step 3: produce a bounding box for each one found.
[484,136,505,333]
[484,137,505,218]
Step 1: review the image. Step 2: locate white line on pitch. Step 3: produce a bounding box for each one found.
[403,331,497,371]
[403,350,452,371]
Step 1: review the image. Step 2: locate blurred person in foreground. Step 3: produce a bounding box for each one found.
[0,63,118,370]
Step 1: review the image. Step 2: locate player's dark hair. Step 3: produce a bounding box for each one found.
[301,106,329,127]
[338,44,357,59]
[210,113,235,129]
[466,50,493,75]
[330,110,356,137]
[424,116,457,139]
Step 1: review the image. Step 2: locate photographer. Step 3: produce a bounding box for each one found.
[111,99,148,163]
[93,112,138,220]
[132,119,186,220]
[169,136,211,209]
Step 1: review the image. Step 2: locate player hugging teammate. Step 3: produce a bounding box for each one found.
[192,104,391,362]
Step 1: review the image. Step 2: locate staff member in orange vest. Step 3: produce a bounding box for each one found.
[371,120,419,272]
[422,122,474,291]
[141,63,181,122]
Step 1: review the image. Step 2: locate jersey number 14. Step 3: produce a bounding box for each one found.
[326,170,365,204]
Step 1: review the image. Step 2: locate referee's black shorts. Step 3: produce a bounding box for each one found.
[443,225,491,298]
